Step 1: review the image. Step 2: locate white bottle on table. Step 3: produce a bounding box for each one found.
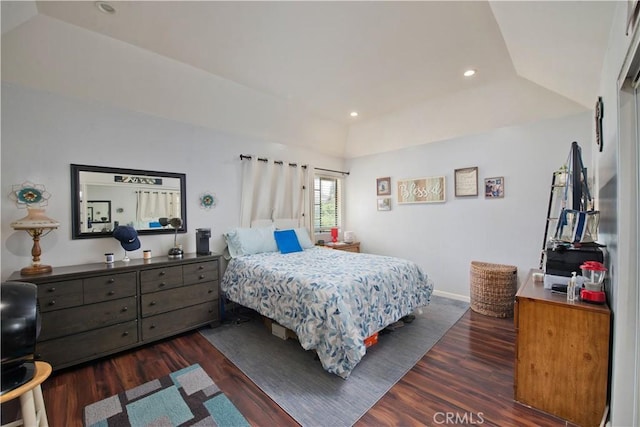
[567,271,577,302]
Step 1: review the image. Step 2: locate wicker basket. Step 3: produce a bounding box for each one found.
[470,261,517,318]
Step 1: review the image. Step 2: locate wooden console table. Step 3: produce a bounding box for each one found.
[514,269,610,426]
[7,253,220,371]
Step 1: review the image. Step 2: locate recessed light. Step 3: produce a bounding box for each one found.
[95,1,116,14]
[350,111,358,117]
[463,69,476,77]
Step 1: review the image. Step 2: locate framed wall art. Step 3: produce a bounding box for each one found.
[377,198,391,211]
[199,191,217,210]
[454,167,478,197]
[397,176,445,204]
[377,177,391,196]
[484,177,504,198]
[595,96,603,152]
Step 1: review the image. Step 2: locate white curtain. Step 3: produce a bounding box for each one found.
[240,157,310,229]
[136,191,180,222]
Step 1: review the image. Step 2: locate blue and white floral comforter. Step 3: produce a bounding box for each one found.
[220,247,434,379]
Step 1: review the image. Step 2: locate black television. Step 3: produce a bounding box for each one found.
[1,281,40,395]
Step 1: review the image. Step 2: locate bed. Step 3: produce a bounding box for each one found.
[220,226,434,379]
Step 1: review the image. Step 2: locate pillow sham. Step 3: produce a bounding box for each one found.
[224,226,278,258]
[293,228,314,249]
[274,229,303,254]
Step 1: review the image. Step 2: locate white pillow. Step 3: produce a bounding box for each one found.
[293,228,314,249]
[224,226,278,258]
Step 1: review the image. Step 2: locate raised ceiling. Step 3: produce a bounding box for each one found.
[2,1,617,158]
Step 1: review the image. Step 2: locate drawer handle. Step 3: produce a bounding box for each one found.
[159,282,166,287]
[108,290,115,296]
[48,287,56,293]
[150,301,157,306]
[199,274,205,280]
[150,325,156,329]
[48,300,56,306]
[208,289,213,294]
[122,306,128,312]
[159,271,166,276]
[123,331,129,336]
[198,265,204,270]
[108,278,115,284]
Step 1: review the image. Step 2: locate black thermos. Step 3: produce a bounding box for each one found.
[196,228,212,255]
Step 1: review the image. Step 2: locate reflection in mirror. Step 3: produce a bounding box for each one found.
[71,164,187,239]
[87,200,111,226]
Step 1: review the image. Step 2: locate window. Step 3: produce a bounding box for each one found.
[313,175,343,233]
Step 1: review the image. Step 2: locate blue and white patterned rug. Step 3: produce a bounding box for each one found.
[83,364,248,427]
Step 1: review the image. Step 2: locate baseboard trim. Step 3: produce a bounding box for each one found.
[433,289,470,303]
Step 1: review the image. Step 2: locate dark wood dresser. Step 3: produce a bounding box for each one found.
[7,253,220,370]
[514,269,610,426]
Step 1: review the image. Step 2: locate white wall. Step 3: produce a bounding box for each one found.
[1,83,344,280]
[3,81,593,298]
[594,3,640,426]
[345,112,592,299]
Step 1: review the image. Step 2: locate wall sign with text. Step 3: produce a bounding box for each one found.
[397,176,446,204]
[454,167,478,197]
[114,175,163,185]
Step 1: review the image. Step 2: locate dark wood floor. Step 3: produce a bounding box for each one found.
[37,308,571,427]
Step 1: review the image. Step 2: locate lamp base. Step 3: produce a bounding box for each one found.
[168,247,183,259]
[21,264,52,275]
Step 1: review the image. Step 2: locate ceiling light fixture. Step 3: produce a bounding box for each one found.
[95,1,116,14]
[463,69,476,77]
[350,111,358,117]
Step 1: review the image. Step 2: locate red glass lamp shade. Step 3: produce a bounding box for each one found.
[330,227,338,243]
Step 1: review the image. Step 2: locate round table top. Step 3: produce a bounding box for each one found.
[0,361,52,403]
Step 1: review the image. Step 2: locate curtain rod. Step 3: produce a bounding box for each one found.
[239,154,349,176]
[239,154,305,168]
[135,191,175,193]
[315,167,350,176]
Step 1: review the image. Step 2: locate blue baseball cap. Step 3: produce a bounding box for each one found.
[113,226,141,251]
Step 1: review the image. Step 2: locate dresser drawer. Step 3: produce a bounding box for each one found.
[8,253,222,371]
[141,301,219,341]
[84,272,137,304]
[37,320,138,369]
[141,281,218,317]
[39,296,137,341]
[37,279,83,312]
[183,261,218,285]
[140,265,183,294]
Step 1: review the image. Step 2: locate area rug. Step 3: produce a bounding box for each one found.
[83,364,249,427]
[199,295,469,427]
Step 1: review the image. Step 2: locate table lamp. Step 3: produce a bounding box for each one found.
[159,217,184,258]
[10,208,60,275]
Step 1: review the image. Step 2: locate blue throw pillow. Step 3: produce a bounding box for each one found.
[274,229,303,254]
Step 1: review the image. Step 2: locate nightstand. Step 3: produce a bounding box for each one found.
[324,242,360,253]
